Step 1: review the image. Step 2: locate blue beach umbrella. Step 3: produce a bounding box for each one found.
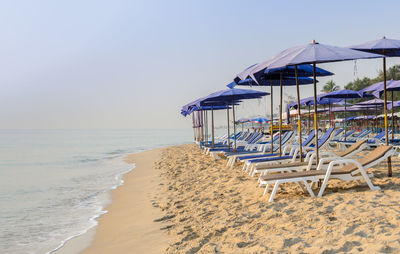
[251,117,270,124]
[319,89,364,140]
[350,36,400,176]
[260,40,382,162]
[236,64,333,157]
[235,65,332,158]
[200,88,269,151]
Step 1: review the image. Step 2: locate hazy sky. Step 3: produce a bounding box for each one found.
[2,0,400,129]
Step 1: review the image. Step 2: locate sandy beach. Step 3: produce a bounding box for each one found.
[80,148,170,254]
[76,144,400,253]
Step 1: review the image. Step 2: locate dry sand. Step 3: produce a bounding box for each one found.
[82,144,400,253]
[154,144,400,253]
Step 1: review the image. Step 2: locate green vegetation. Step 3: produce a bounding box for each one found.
[321,80,340,93]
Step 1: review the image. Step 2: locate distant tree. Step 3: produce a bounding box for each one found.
[344,64,400,101]
[321,80,340,93]
[375,64,400,81]
[344,77,374,91]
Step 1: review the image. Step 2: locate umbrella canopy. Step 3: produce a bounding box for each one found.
[267,41,382,69]
[349,36,400,57]
[319,89,363,100]
[331,105,378,112]
[372,80,400,98]
[235,63,333,83]
[355,98,385,106]
[236,118,251,123]
[198,88,268,107]
[251,117,269,124]
[228,76,316,88]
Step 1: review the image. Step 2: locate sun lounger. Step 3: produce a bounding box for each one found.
[253,140,368,177]
[259,145,396,202]
[246,128,334,174]
[226,131,294,168]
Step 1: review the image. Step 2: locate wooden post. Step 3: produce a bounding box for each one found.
[295,65,303,162]
[279,73,283,156]
[312,62,319,163]
[270,81,274,154]
[232,96,237,152]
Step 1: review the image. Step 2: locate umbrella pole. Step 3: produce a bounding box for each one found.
[205,110,208,144]
[232,96,237,152]
[383,56,392,176]
[312,63,319,162]
[232,99,236,153]
[329,102,331,127]
[375,104,378,133]
[211,106,215,148]
[308,105,311,132]
[392,91,394,142]
[270,81,274,154]
[344,99,347,141]
[295,65,303,162]
[201,110,204,142]
[279,74,283,156]
[227,105,230,151]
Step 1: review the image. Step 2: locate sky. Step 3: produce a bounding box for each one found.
[2,0,400,129]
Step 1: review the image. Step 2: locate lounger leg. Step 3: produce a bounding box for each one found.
[268,181,282,202]
[297,182,307,193]
[226,158,231,167]
[358,170,380,191]
[263,184,270,195]
[302,180,315,197]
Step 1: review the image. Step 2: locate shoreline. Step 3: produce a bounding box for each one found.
[55,147,170,254]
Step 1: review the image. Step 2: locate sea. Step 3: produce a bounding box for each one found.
[0,129,193,254]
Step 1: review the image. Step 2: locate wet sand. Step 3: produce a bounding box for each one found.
[81,148,170,254]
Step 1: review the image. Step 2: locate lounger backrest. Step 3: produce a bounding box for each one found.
[272,133,280,142]
[374,131,385,140]
[358,130,371,138]
[354,129,366,138]
[238,132,248,140]
[245,132,256,141]
[317,128,334,147]
[341,145,393,173]
[345,129,356,137]
[302,130,315,146]
[336,140,367,157]
[281,131,294,145]
[248,133,262,144]
[334,128,344,137]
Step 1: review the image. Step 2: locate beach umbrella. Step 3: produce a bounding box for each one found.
[319,89,364,140]
[251,117,270,126]
[199,88,268,151]
[232,76,317,156]
[263,40,382,162]
[236,64,333,159]
[350,36,400,176]
[236,117,250,132]
[356,99,387,133]
[371,80,400,140]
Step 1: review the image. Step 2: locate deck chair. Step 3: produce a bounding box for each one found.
[253,140,368,177]
[249,128,335,176]
[245,128,334,175]
[236,130,316,170]
[259,145,395,202]
[226,131,294,168]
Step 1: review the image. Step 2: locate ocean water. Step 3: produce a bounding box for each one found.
[0,129,193,254]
